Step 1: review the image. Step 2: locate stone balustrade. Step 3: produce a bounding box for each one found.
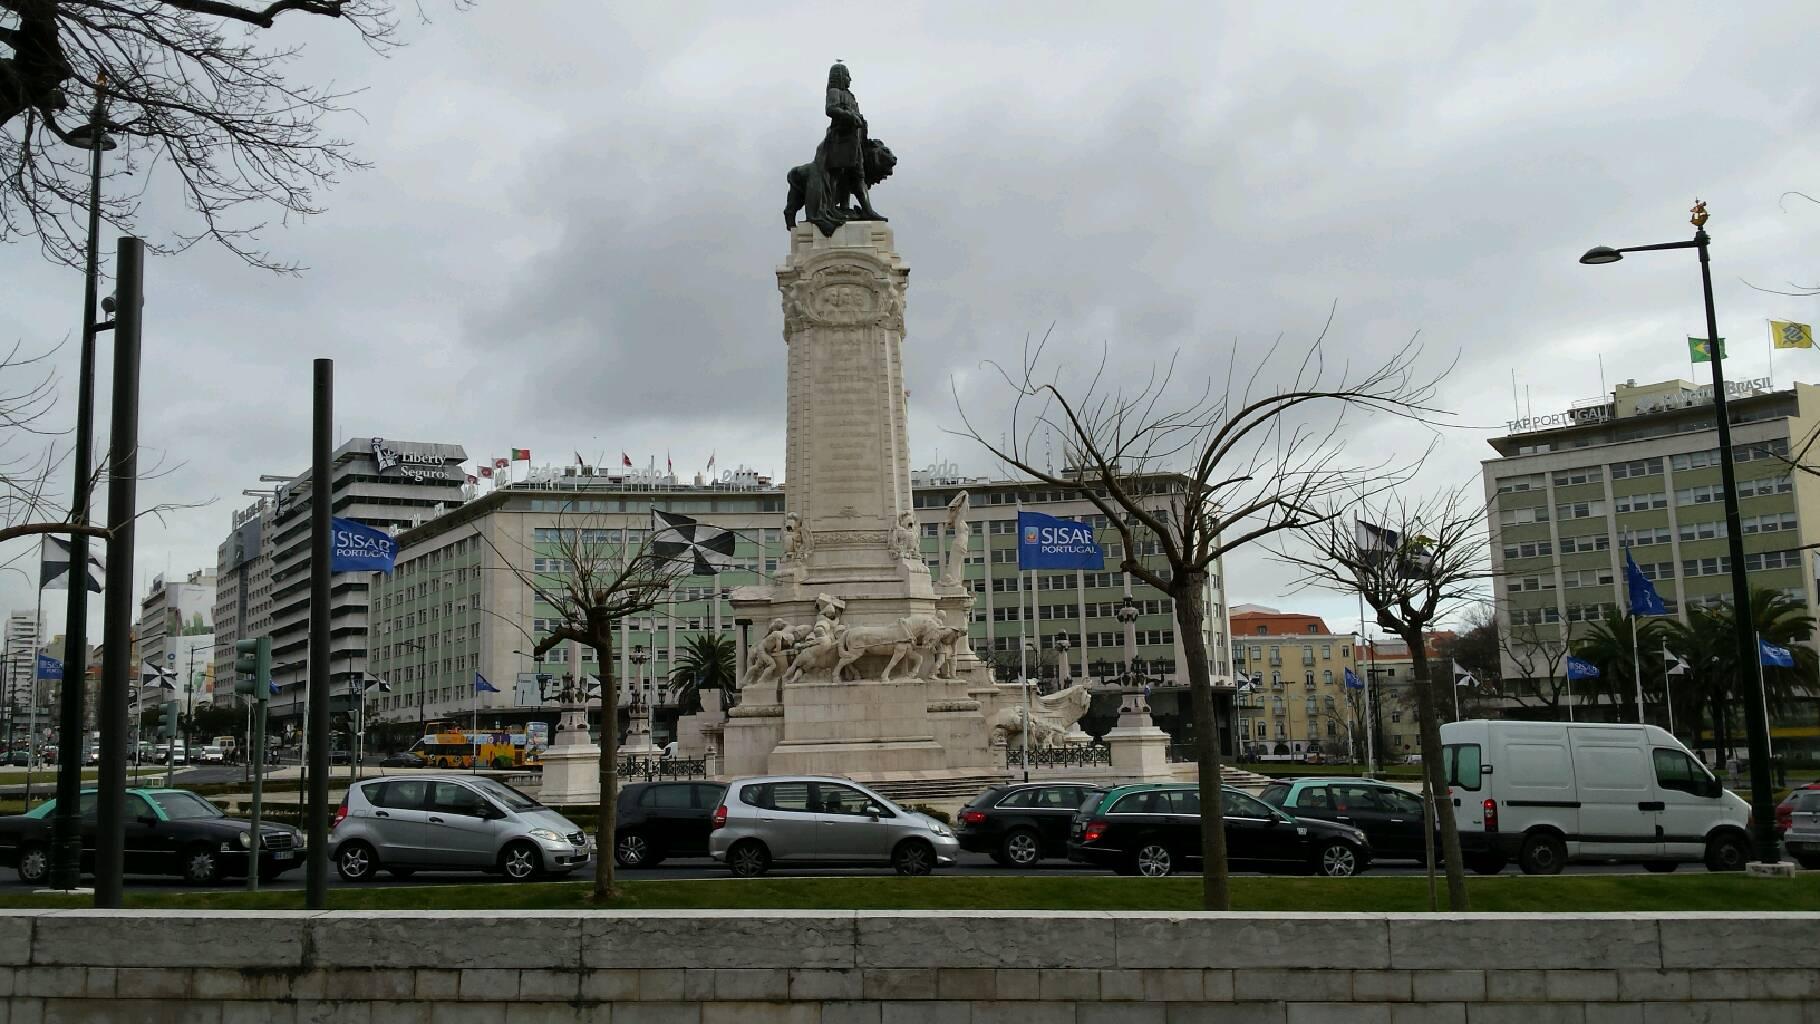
[0,909,1814,1022]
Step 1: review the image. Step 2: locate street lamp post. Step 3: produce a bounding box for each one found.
[628,645,649,753]
[1580,200,1779,865]
[1021,638,1037,782]
[49,75,119,892]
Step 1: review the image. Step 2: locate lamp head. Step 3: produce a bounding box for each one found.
[65,124,117,151]
[1579,246,1623,265]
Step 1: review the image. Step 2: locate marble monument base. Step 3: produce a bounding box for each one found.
[539,744,601,805]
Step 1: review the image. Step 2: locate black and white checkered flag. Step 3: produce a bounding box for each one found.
[650,509,737,576]
[40,535,103,592]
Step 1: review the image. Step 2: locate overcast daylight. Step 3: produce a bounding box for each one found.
[8,0,1820,941]
[2,2,1817,634]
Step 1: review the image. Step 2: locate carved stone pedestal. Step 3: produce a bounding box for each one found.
[540,700,600,804]
[1104,683,1173,780]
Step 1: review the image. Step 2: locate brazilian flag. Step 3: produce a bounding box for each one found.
[1688,337,1725,363]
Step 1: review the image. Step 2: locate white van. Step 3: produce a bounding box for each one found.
[1439,720,1750,875]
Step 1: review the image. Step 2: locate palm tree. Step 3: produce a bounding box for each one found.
[668,633,738,713]
[1574,609,1668,722]
[1664,588,1815,760]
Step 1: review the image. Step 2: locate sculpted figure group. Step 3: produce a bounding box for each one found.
[746,592,968,687]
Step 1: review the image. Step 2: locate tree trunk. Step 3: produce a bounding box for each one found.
[594,626,619,901]
[1174,575,1230,911]
[1407,643,1468,911]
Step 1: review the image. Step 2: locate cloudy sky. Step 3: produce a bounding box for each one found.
[4,1,1819,637]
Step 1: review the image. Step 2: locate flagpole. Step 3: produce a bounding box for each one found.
[1356,583,1376,777]
[1754,631,1775,760]
[1661,640,1676,736]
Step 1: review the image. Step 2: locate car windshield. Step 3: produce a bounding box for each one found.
[151,792,225,820]
[469,777,541,812]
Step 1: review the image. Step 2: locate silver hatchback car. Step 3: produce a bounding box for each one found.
[708,775,959,876]
[332,774,592,882]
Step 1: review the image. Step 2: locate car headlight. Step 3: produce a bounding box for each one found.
[528,828,563,844]
[237,831,252,849]
[294,830,307,850]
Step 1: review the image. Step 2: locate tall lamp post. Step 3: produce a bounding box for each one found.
[628,645,649,752]
[1580,200,1779,865]
[50,77,119,891]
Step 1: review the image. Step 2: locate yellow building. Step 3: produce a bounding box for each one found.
[1229,608,1364,761]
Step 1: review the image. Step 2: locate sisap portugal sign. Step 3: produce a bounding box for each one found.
[329,516,398,574]
[1017,510,1105,571]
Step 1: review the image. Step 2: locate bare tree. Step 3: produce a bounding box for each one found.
[489,511,687,900]
[1497,621,1580,713]
[2,0,468,270]
[953,321,1447,909]
[1274,482,1487,911]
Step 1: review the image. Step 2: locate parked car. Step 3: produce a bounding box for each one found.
[708,775,957,877]
[1782,790,1820,869]
[379,752,426,769]
[1440,720,1751,875]
[957,782,1106,867]
[0,788,304,885]
[4,750,33,767]
[614,781,728,868]
[1068,783,1370,877]
[197,746,226,765]
[1258,777,1500,872]
[155,745,189,766]
[331,773,591,882]
[1775,780,1820,836]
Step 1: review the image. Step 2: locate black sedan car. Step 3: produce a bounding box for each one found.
[379,752,426,768]
[1068,783,1372,877]
[0,788,306,885]
[613,781,727,868]
[958,782,1106,867]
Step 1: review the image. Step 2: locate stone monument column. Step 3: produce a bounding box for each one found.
[776,221,930,594]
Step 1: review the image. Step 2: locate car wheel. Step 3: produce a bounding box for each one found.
[1134,840,1174,877]
[893,840,935,876]
[182,845,222,885]
[1316,841,1362,878]
[500,841,543,882]
[336,841,378,882]
[1518,832,1567,876]
[1704,832,1749,872]
[386,867,416,880]
[1643,862,1679,874]
[16,843,48,886]
[728,840,770,878]
[614,830,652,869]
[1467,855,1507,876]
[1000,828,1041,868]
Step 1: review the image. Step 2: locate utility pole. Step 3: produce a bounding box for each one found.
[305,359,333,908]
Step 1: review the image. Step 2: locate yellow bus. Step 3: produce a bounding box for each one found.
[407,727,544,770]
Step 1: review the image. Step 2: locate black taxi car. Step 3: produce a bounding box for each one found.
[0,788,305,885]
[1068,782,1372,877]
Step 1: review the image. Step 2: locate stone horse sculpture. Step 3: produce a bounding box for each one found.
[988,684,1095,748]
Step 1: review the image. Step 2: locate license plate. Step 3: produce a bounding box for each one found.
[272,850,294,861]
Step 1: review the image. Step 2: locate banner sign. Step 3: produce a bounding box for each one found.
[35,654,61,681]
[1017,510,1105,571]
[329,516,398,574]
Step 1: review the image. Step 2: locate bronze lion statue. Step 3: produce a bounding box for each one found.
[784,138,898,231]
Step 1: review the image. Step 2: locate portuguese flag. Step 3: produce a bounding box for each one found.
[511,448,531,461]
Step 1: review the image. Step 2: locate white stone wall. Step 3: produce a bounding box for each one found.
[2,910,1814,1021]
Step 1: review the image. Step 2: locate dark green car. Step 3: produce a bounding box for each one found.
[0,788,305,885]
[1067,782,1372,877]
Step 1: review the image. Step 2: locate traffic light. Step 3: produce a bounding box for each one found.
[157,702,178,740]
[233,637,271,702]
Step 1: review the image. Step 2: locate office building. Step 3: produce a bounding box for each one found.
[138,569,217,702]
[4,610,42,739]
[213,437,467,729]
[365,463,1231,746]
[1485,376,1815,690]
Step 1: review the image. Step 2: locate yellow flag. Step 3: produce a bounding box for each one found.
[1771,320,1813,349]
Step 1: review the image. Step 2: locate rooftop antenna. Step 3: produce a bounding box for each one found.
[1511,370,1520,419]
[1598,354,1607,398]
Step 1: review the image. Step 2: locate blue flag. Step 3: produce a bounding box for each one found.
[1623,547,1667,616]
[1016,510,1105,571]
[269,681,281,696]
[1344,666,1365,690]
[329,516,398,574]
[1759,637,1795,669]
[1566,656,1601,680]
[35,654,61,680]
[475,672,500,694]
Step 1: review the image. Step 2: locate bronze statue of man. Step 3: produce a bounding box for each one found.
[785,63,896,235]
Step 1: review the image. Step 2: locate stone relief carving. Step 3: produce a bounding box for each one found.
[750,616,812,687]
[987,684,1095,749]
[889,511,919,562]
[782,593,848,684]
[779,262,906,334]
[779,512,809,579]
